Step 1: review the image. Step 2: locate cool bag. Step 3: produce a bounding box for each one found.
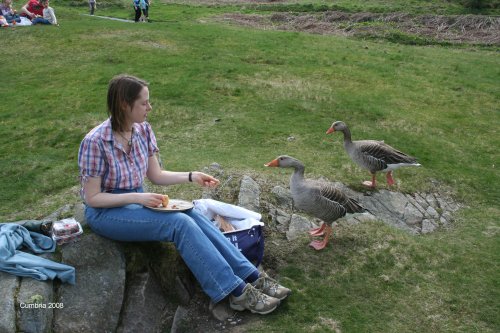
[224,225,264,267]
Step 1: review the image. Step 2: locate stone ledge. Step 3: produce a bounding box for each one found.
[1,165,462,332]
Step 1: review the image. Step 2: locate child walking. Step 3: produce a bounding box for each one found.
[88,0,95,15]
[132,0,146,22]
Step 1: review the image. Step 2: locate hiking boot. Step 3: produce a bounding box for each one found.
[252,272,291,301]
[229,283,280,315]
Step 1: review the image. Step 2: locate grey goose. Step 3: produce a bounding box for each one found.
[265,155,366,250]
[326,121,421,188]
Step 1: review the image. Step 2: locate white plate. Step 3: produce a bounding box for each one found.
[146,199,194,212]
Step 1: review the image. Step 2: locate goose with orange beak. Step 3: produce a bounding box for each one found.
[265,155,366,250]
[326,121,421,188]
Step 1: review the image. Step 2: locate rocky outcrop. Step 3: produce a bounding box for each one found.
[0,272,17,333]
[54,233,125,332]
[0,164,461,332]
[267,181,460,240]
[0,204,198,333]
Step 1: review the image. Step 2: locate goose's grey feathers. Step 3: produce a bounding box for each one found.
[329,121,420,174]
[268,155,366,224]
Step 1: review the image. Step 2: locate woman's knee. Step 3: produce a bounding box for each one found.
[172,214,199,232]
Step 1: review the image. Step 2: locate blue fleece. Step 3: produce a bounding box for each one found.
[0,223,75,284]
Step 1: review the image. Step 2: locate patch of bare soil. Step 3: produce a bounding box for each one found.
[215,11,500,45]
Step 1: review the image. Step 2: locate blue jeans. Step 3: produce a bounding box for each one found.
[32,17,51,25]
[4,14,21,23]
[84,187,257,303]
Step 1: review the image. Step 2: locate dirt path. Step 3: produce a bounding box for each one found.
[215,11,500,45]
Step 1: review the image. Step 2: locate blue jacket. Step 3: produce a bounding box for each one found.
[133,0,147,9]
[0,223,75,284]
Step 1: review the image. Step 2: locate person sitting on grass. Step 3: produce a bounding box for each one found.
[0,14,8,26]
[78,74,292,315]
[31,0,57,25]
[0,0,21,24]
[20,0,43,21]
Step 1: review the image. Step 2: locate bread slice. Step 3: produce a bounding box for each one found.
[161,195,169,208]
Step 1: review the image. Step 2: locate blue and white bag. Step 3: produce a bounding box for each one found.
[223,225,264,267]
[193,199,265,267]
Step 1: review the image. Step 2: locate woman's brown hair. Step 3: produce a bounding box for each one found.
[107,74,149,132]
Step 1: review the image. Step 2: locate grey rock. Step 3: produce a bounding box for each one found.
[271,186,293,210]
[267,206,291,233]
[438,196,460,212]
[414,193,430,210]
[354,188,460,235]
[170,305,189,333]
[209,299,235,322]
[426,205,439,219]
[17,279,54,333]
[238,176,260,213]
[359,192,417,234]
[380,190,407,219]
[286,214,317,241]
[142,242,195,305]
[202,191,214,199]
[72,203,86,227]
[350,213,377,224]
[0,272,18,333]
[175,275,193,306]
[206,162,223,173]
[10,219,40,226]
[54,233,125,333]
[426,193,439,210]
[275,212,291,226]
[448,200,461,212]
[403,203,424,226]
[405,194,427,216]
[342,215,361,225]
[44,204,73,222]
[421,219,437,234]
[441,211,453,225]
[117,270,172,333]
[202,163,226,199]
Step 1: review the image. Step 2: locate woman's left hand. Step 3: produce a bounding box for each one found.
[191,171,220,188]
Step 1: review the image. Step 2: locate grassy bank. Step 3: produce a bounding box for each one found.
[1,1,499,332]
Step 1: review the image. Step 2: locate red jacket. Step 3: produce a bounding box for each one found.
[22,0,43,17]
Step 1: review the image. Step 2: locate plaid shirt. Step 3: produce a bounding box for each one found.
[78,118,159,193]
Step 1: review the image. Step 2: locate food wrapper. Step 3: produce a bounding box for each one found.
[51,218,83,245]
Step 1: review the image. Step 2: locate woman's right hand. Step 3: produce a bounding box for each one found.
[138,192,165,207]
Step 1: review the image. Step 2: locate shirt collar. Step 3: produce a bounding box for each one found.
[102,118,139,142]
[102,118,113,142]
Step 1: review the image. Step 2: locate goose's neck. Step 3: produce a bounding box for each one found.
[290,163,305,185]
[341,127,353,144]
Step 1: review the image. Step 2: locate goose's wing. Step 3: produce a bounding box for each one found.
[354,140,416,172]
[377,142,418,164]
[319,182,365,215]
[349,140,387,172]
[314,193,347,223]
[293,179,345,221]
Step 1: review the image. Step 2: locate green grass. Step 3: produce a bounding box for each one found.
[1,1,499,332]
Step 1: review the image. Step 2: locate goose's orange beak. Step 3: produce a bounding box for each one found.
[326,127,335,134]
[264,159,279,167]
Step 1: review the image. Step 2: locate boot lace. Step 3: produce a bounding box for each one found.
[246,285,269,307]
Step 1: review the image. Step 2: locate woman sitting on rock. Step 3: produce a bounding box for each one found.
[78,74,291,315]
